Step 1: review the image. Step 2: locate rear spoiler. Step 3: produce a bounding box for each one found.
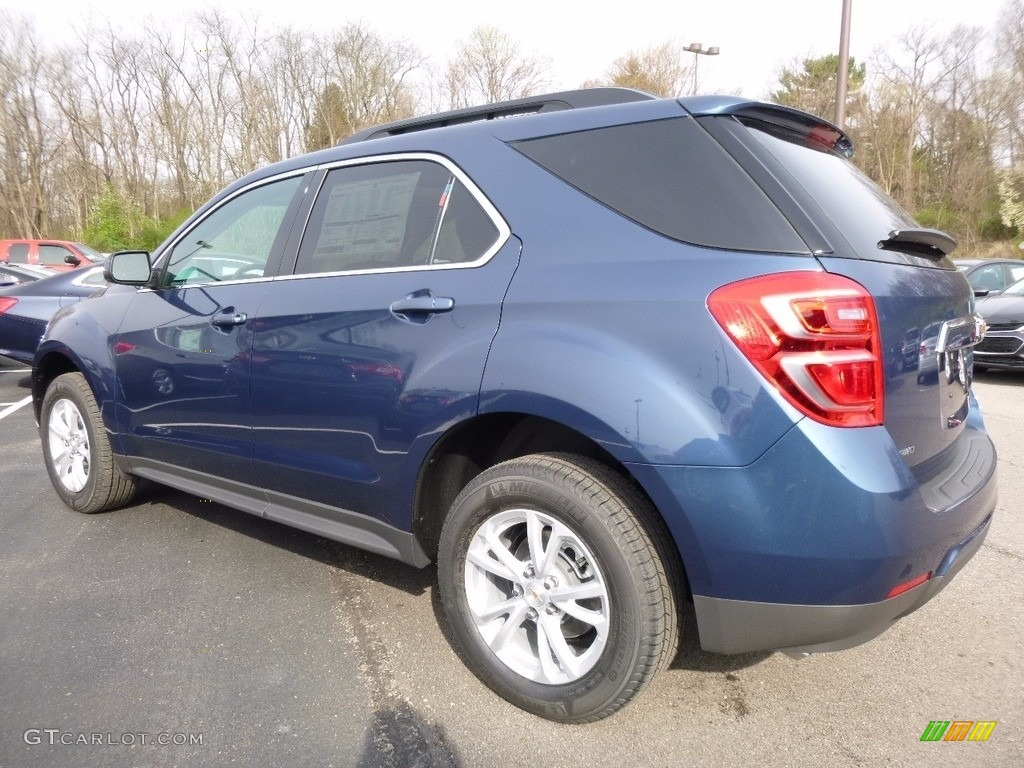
[681,96,854,158]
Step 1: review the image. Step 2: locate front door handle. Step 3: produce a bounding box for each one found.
[210,309,248,328]
[390,295,455,316]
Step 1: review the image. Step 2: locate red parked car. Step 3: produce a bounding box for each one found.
[0,239,103,271]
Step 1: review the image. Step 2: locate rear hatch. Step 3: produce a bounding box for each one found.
[693,103,985,488]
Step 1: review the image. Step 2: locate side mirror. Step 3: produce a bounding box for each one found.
[105,250,152,286]
[973,288,991,298]
[64,253,82,266]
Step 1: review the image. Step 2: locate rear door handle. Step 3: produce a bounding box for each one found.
[210,309,248,328]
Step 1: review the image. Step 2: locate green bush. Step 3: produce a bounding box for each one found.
[82,185,193,253]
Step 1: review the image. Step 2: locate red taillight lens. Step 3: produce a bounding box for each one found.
[0,297,18,314]
[708,271,884,427]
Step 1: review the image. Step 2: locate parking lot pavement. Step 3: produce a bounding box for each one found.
[1,358,1021,767]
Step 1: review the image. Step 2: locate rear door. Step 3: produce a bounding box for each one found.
[250,155,517,526]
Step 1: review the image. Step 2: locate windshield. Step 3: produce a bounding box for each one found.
[75,243,106,260]
[1002,277,1024,296]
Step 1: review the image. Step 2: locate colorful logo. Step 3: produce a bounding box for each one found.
[920,721,997,742]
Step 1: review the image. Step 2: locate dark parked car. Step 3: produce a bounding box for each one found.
[974,277,1024,371]
[0,266,106,363]
[0,263,51,288]
[0,239,104,271]
[33,88,997,723]
[955,258,1024,296]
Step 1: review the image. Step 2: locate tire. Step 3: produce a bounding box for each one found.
[437,453,682,723]
[40,372,138,514]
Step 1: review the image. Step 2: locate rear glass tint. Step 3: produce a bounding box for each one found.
[739,117,918,260]
[512,118,807,253]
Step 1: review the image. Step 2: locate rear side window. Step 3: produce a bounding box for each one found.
[7,243,29,263]
[295,159,499,275]
[512,118,807,253]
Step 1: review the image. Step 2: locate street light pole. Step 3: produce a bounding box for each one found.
[835,0,853,128]
[683,42,720,95]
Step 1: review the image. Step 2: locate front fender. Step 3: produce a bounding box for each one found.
[33,288,138,447]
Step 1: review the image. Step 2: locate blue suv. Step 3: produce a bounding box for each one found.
[33,88,997,722]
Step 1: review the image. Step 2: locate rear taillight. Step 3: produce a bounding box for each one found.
[708,271,884,428]
[0,297,18,314]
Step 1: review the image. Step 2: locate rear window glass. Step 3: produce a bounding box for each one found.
[512,118,807,253]
[740,117,918,259]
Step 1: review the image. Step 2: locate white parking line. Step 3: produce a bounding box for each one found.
[0,396,32,419]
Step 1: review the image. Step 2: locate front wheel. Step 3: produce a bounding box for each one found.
[437,453,681,723]
[40,372,138,513]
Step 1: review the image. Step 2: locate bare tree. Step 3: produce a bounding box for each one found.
[0,13,52,236]
[602,41,692,97]
[306,22,423,149]
[444,26,549,109]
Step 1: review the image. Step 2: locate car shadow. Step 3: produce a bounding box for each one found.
[145,485,773,678]
[973,367,1023,384]
[141,484,434,599]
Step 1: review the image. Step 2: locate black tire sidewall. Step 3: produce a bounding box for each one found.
[439,462,649,722]
[40,374,104,512]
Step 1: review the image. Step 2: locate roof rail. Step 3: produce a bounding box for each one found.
[339,87,657,145]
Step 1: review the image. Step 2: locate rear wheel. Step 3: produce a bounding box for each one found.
[437,453,681,723]
[40,372,138,513]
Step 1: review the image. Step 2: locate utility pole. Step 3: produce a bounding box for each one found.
[835,0,853,128]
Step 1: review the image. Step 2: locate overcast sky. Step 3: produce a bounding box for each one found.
[2,0,1011,99]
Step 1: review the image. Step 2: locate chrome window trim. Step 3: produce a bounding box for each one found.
[280,152,510,282]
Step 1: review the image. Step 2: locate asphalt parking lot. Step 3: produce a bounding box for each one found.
[1,356,1021,768]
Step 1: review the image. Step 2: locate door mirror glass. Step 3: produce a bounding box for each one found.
[106,251,152,285]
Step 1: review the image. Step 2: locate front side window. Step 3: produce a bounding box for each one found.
[295,159,499,275]
[968,265,1005,293]
[161,175,303,288]
[38,244,74,265]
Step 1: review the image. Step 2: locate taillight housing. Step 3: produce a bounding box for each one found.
[708,271,884,427]
[0,297,18,314]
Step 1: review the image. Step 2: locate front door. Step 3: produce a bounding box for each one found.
[114,173,307,486]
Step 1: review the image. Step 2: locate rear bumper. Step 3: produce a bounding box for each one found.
[627,408,998,657]
[692,512,991,655]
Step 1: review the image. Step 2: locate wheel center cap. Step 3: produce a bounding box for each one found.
[524,580,547,608]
